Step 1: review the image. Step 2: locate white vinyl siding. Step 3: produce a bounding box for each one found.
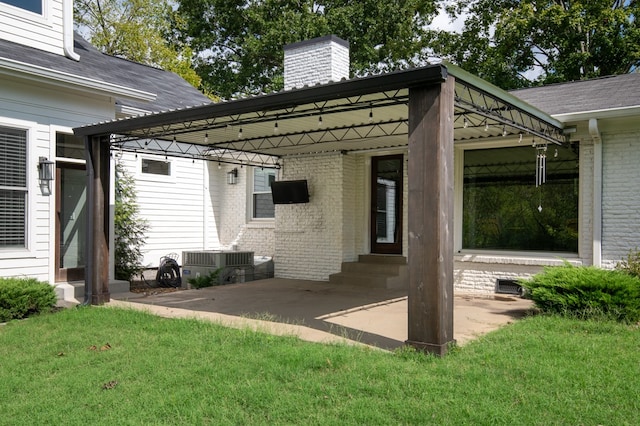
[0,127,27,247]
[0,0,65,56]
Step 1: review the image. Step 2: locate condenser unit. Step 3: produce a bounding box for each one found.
[181,250,254,287]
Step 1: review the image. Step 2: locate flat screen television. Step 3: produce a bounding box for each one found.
[271,180,310,204]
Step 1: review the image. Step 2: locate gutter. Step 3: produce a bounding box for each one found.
[0,57,156,102]
[62,0,79,61]
[553,105,640,123]
[589,118,602,267]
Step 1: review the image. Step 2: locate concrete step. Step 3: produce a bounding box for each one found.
[358,254,407,264]
[329,255,408,289]
[340,261,405,275]
[71,280,130,299]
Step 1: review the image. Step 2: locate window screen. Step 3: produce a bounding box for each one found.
[0,127,27,248]
[253,168,276,219]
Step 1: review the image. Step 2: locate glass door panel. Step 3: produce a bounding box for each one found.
[371,155,403,254]
[56,164,86,282]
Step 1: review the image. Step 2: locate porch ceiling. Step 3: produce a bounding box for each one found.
[74,64,565,168]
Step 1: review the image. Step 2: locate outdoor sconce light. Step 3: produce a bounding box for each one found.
[227,168,238,185]
[38,156,54,196]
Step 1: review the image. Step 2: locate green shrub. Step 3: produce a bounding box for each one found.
[519,264,640,323]
[114,162,149,282]
[615,247,640,279]
[0,278,57,322]
[188,269,221,289]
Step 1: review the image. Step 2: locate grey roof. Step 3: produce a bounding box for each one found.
[511,73,640,116]
[0,33,209,112]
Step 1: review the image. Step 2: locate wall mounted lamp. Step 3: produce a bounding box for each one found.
[38,156,54,196]
[227,168,238,185]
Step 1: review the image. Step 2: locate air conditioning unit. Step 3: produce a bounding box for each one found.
[181,250,254,287]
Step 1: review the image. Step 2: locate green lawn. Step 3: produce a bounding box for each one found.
[1,306,638,425]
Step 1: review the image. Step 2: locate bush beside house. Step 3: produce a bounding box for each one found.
[0,278,57,322]
[520,262,640,323]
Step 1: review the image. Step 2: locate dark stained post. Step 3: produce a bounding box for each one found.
[406,77,455,356]
[85,134,111,304]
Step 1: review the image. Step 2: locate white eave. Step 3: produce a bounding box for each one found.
[0,57,156,102]
[552,105,640,123]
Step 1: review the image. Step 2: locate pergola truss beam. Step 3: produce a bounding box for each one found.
[207,120,409,153]
[111,138,281,167]
[454,83,564,145]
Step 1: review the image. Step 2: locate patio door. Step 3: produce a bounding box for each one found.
[371,155,403,254]
[55,163,87,282]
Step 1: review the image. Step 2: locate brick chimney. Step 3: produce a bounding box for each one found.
[283,35,350,90]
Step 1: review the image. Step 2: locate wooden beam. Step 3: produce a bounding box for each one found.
[85,135,111,304]
[406,77,455,356]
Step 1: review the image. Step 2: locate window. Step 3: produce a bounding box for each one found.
[56,133,84,160]
[252,168,276,219]
[0,127,27,248]
[462,145,579,253]
[141,158,170,176]
[2,0,42,14]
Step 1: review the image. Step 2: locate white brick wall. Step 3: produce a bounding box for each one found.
[212,165,275,257]
[578,139,594,262]
[275,154,349,280]
[284,36,350,90]
[601,130,640,267]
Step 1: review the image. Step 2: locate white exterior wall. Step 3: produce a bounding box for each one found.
[206,164,275,257]
[117,153,221,268]
[601,129,640,268]
[0,0,65,56]
[275,153,353,280]
[0,77,114,282]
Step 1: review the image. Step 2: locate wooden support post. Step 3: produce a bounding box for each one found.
[406,77,455,356]
[85,135,111,304]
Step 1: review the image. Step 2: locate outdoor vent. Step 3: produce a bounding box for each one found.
[495,278,524,296]
[182,250,254,268]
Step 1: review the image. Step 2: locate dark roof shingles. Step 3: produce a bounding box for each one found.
[511,73,640,116]
[0,33,209,112]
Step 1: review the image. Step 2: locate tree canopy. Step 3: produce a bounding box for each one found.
[171,0,438,98]
[75,0,640,97]
[74,0,202,89]
[436,0,640,89]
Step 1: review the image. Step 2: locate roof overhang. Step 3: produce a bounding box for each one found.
[74,64,565,167]
[0,57,156,102]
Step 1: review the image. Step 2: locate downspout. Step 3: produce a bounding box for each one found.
[62,0,80,61]
[82,136,94,305]
[589,118,602,267]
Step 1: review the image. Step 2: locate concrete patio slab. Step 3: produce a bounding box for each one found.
[109,278,533,350]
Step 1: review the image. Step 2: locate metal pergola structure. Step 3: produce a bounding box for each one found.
[74,63,564,355]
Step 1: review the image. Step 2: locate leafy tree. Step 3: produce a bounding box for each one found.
[436,0,640,89]
[171,0,438,97]
[74,0,202,88]
[114,162,149,282]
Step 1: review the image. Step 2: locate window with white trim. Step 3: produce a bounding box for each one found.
[141,158,171,176]
[462,145,579,253]
[1,0,42,14]
[252,168,276,219]
[0,127,28,248]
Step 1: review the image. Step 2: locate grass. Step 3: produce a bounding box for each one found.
[1,307,639,425]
